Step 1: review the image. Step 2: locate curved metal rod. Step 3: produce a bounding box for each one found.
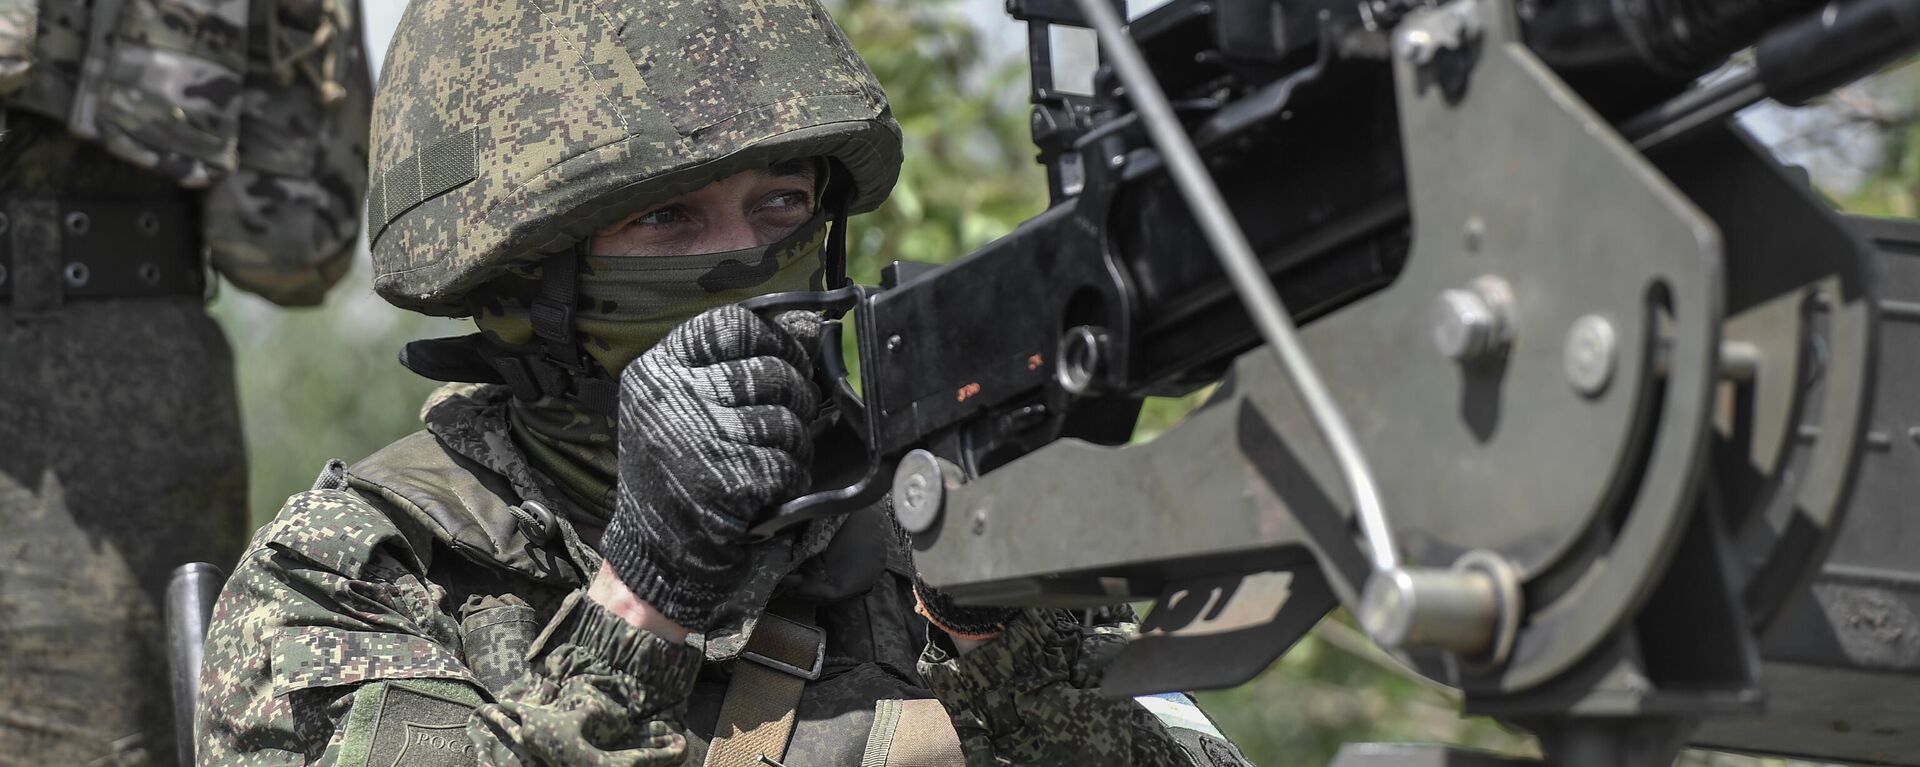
[1070,0,1401,574]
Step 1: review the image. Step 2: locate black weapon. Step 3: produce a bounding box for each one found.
[743,0,1920,763]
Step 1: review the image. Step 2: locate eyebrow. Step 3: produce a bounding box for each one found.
[768,158,820,180]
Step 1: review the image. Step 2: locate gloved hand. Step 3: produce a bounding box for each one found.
[889,504,1021,644]
[601,305,823,632]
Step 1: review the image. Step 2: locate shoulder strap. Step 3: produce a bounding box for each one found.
[862,699,966,767]
[705,601,824,767]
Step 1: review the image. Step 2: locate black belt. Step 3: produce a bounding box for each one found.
[0,198,205,307]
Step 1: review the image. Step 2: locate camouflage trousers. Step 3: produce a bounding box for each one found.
[0,297,247,767]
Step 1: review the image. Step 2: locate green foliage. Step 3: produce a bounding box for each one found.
[829,0,1049,281]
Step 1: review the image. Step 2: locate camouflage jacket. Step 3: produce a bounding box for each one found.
[198,385,1252,766]
[1,0,371,306]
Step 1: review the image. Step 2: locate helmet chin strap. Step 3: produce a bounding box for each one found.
[822,162,854,290]
[398,242,618,419]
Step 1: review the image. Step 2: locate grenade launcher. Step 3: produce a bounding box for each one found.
[740,0,1920,763]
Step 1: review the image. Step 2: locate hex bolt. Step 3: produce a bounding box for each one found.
[1564,314,1617,397]
[1431,275,1513,364]
[886,334,904,353]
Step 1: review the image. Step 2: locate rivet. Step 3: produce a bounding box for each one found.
[1464,216,1486,252]
[1564,314,1617,397]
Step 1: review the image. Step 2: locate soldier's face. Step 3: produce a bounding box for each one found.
[591,163,819,258]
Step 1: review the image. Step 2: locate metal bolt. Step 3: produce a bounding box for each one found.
[1431,276,1512,364]
[1108,153,1127,170]
[892,450,948,535]
[1564,314,1617,396]
[886,334,904,353]
[1397,28,1435,63]
[970,507,988,536]
[1357,565,1504,656]
[1463,216,1486,252]
[1056,325,1113,396]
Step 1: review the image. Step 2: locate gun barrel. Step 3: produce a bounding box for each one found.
[167,562,226,767]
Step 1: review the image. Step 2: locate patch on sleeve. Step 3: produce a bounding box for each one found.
[1135,692,1226,739]
[336,679,483,767]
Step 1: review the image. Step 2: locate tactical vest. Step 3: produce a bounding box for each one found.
[345,430,968,767]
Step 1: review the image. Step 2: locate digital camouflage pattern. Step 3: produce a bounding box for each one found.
[921,610,1255,766]
[197,385,1248,766]
[367,0,902,315]
[0,114,247,767]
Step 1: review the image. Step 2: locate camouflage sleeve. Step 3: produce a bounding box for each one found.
[197,488,702,766]
[917,608,1256,767]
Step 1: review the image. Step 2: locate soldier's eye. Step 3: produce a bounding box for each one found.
[759,191,813,213]
[633,206,687,228]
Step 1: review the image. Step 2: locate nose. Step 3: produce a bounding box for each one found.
[700,211,763,254]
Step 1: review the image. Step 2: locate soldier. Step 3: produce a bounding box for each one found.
[197,1,1250,764]
[0,0,370,764]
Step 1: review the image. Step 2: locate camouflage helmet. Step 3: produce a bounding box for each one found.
[368,0,903,316]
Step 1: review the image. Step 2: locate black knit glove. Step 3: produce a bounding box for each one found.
[888,502,1021,641]
[602,305,823,632]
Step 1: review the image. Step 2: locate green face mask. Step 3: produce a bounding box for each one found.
[470,213,830,519]
[475,213,828,378]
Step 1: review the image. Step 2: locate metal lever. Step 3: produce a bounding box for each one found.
[739,285,895,539]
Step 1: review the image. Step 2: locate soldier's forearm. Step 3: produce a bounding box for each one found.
[586,561,692,644]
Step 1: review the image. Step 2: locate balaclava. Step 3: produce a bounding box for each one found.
[468,213,830,518]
